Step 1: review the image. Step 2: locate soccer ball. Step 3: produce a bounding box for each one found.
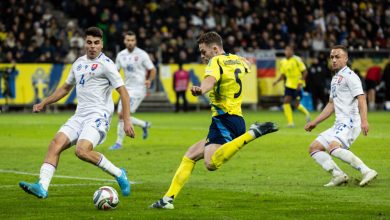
[93,186,119,210]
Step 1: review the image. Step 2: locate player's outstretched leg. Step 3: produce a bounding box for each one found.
[210,122,278,169]
[19,181,48,198]
[115,168,131,196]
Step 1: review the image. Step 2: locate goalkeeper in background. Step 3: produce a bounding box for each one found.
[150,31,278,209]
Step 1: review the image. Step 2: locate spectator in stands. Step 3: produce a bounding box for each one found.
[307,55,329,111]
[173,63,190,112]
[381,60,390,103]
[365,65,382,111]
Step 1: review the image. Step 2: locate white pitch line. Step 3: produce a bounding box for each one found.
[0,183,107,189]
[0,169,138,184]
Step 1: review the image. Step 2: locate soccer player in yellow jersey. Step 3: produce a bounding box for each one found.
[150,32,278,209]
[273,46,311,127]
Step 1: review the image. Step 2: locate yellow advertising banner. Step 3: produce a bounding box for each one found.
[159,64,258,104]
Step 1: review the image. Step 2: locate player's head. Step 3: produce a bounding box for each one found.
[85,27,103,59]
[124,31,137,51]
[197,32,224,64]
[330,45,348,72]
[284,45,294,58]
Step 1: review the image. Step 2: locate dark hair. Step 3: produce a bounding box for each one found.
[197,32,223,47]
[85,27,103,38]
[332,45,348,56]
[125,31,136,37]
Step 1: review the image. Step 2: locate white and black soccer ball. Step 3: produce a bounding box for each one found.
[93,186,119,210]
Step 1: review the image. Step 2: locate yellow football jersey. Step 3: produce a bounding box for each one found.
[279,55,306,89]
[204,53,250,117]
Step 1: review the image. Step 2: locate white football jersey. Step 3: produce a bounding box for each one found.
[66,53,124,118]
[115,47,155,94]
[330,66,364,124]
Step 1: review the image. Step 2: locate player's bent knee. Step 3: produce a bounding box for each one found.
[308,141,324,154]
[75,147,89,160]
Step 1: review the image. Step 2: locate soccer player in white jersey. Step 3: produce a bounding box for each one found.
[109,31,156,150]
[305,45,377,187]
[19,27,135,199]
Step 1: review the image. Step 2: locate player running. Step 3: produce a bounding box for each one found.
[109,31,156,150]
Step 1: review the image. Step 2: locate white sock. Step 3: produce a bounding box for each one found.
[131,116,146,128]
[311,151,343,176]
[330,148,370,174]
[39,163,56,191]
[115,120,125,145]
[97,154,122,177]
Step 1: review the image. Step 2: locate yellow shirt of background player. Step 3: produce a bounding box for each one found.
[279,55,306,89]
[204,53,250,117]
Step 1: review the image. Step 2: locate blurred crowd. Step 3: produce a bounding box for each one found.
[0,0,389,64]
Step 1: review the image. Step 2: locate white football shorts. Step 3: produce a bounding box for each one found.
[58,114,110,148]
[316,122,361,150]
[117,91,146,113]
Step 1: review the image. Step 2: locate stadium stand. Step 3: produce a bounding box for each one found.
[0,0,389,64]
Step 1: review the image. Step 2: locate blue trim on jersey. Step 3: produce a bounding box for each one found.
[212,104,225,115]
[214,117,232,143]
[98,53,103,59]
[216,59,223,95]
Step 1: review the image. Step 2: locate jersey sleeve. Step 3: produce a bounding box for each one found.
[65,64,76,85]
[204,57,221,81]
[142,53,155,70]
[347,72,364,98]
[105,62,125,89]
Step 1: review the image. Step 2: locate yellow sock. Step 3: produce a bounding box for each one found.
[297,104,310,116]
[283,103,294,125]
[211,132,255,169]
[164,156,195,199]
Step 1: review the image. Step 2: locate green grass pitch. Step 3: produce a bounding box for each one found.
[0,110,389,219]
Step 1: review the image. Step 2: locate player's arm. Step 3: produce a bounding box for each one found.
[357,94,369,136]
[191,76,216,96]
[304,98,334,132]
[116,86,135,138]
[298,69,308,90]
[33,83,73,113]
[145,67,156,89]
[273,74,286,86]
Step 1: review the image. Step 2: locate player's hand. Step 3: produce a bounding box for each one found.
[33,103,45,113]
[123,120,135,138]
[191,86,202,96]
[145,80,152,89]
[361,120,369,136]
[304,121,317,132]
[272,81,278,87]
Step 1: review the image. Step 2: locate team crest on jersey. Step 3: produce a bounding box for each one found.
[337,75,344,83]
[91,63,98,71]
[77,64,82,71]
[134,56,139,61]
